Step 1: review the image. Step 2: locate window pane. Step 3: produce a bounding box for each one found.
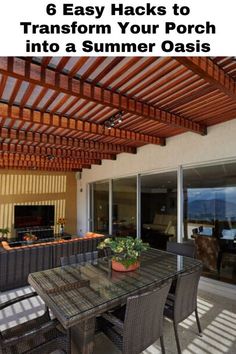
[184,163,236,284]
[141,171,177,249]
[112,177,136,237]
[92,181,109,233]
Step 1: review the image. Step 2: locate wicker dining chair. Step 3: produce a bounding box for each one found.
[166,242,196,295]
[100,280,171,354]
[60,250,98,266]
[164,266,202,354]
[166,241,196,258]
[0,291,70,354]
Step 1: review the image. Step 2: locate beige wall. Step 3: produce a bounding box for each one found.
[0,170,77,238]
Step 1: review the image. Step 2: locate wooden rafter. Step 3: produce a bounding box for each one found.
[175,57,236,101]
[0,103,165,146]
[1,56,235,173]
[0,164,82,172]
[101,57,140,88]
[0,158,88,170]
[0,75,7,97]
[125,58,179,98]
[80,57,107,80]
[0,154,90,167]
[0,142,117,160]
[41,57,52,67]
[110,57,157,91]
[0,126,136,155]
[90,57,124,83]
[0,151,101,165]
[0,57,206,135]
[55,58,71,72]
[68,57,90,77]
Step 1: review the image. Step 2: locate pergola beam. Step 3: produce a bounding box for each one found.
[0,165,82,172]
[0,102,165,146]
[176,57,236,101]
[0,141,117,161]
[0,57,206,135]
[0,158,88,170]
[0,150,100,165]
[0,125,136,155]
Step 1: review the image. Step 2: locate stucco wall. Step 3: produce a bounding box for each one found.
[77,119,236,234]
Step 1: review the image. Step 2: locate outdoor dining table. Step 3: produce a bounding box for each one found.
[28,248,201,354]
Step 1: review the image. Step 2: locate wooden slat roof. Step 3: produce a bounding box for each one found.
[0,56,236,172]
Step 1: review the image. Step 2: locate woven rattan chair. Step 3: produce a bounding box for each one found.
[60,250,98,266]
[166,242,196,295]
[0,291,70,354]
[164,266,202,354]
[166,241,195,258]
[100,280,171,354]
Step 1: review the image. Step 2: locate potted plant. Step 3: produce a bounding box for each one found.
[0,227,10,241]
[98,237,149,272]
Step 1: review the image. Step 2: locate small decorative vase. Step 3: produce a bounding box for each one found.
[111,260,140,272]
[60,225,64,236]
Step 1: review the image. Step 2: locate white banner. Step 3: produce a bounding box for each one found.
[0,0,235,56]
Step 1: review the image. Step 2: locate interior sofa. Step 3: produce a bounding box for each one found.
[143,214,177,237]
[0,232,104,291]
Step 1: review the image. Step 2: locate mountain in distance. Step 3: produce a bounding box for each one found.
[188,199,236,219]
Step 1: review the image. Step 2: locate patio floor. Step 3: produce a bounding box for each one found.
[0,287,235,354]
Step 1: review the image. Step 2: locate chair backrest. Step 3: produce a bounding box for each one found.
[103,246,112,258]
[123,280,171,354]
[167,241,195,258]
[60,251,98,266]
[194,234,220,271]
[173,266,202,324]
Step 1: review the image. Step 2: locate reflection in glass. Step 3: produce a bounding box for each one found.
[141,171,177,249]
[92,181,109,233]
[184,162,236,284]
[177,255,184,271]
[112,177,136,237]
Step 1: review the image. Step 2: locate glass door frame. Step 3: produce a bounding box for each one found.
[88,168,179,239]
[88,179,110,234]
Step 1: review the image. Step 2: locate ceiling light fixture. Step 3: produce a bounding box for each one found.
[47,154,55,160]
[104,111,123,130]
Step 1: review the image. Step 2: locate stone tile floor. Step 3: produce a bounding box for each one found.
[0,286,235,353]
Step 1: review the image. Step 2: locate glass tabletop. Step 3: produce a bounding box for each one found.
[28,248,201,328]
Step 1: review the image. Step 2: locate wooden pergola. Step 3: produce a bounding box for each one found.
[0,56,236,172]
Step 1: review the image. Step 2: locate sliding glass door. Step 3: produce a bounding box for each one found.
[112,177,137,237]
[88,161,236,284]
[141,171,177,249]
[91,181,109,234]
[183,162,236,283]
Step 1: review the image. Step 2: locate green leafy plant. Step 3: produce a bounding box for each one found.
[0,227,10,240]
[98,237,149,268]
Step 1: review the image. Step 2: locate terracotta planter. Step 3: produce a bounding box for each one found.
[112,260,140,272]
